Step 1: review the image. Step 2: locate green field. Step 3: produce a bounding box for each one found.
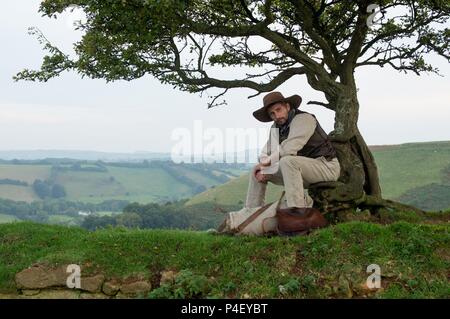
[106,166,193,201]
[0,164,51,184]
[0,185,39,202]
[0,219,448,298]
[0,164,51,202]
[186,141,450,208]
[185,174,284,206]
[373,141,450,198]
[0,141,449,210]
[169,166,221,188]
[0,164,234,204]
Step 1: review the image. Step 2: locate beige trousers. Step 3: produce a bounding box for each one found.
[245,155,341,208]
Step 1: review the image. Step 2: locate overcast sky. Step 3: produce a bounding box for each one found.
[1,1,449,153]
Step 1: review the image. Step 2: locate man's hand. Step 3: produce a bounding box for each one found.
[254,164,269,184]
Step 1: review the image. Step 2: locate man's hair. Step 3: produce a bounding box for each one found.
[268,101,290,111]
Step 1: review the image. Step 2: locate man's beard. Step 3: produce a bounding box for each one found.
[276,118,287,125]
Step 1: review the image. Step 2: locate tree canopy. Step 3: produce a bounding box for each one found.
[15,0,449,107]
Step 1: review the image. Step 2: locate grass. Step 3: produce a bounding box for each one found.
[0,164,51,184]
[0,185,39,202]
[107,167,192,196]
[0,214,19,224]
[169,166,221,188]
[186,141,450,208]
[185,174,284,206]
[373,141,450,199]
[0,219,448,298]
[1,141,449,207]
[54,170,126,201]
[0,164,231,204]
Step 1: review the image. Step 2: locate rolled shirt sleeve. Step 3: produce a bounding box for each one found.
[259,114,317,165]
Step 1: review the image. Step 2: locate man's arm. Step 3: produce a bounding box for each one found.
[268,113,317,164]
[258,123,275,165]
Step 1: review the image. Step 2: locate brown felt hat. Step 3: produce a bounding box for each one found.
[253,92,302,122]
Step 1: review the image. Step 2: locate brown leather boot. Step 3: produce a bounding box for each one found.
[276,207,328,236]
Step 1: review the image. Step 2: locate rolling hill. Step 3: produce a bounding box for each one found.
[185,141,450,210]
[0,162,246,204]
[0,141,449,211]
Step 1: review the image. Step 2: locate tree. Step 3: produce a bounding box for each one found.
[51,183,67,199]
[194,184,207,194]
[15,1,449,214]
[116,212,143,228]
[33,179,51,199]
[82,215,117,230]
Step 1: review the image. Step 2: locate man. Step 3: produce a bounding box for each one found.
[245,91,341,233]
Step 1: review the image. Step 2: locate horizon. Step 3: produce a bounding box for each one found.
[0,139,448,159]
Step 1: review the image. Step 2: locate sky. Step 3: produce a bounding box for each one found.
[0,1,449,154]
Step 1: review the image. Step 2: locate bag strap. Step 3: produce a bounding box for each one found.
[235,203,272,233]
[236,191,286,233]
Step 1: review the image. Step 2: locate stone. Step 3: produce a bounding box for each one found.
[0,293,22,299]
[15,265,68,289]
[114,292,132,299]
[102,280,121,296]
[337,275,353,298]
[79,292,110,299]
[120,281,151,296]
[21,289,40,296]
[80,274,105,293]
[338,209,372,222]
[32,289,80,299]
[160,270,177,286]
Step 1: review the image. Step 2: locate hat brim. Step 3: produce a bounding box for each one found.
[253,95,302,122]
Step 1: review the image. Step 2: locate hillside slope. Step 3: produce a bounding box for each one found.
[0,218,448,299]
[186,141,450,209]
[0,163,242,204]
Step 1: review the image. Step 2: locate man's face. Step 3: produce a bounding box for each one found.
[267,102,290,125]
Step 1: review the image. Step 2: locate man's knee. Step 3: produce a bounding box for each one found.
[279,155,296,166]
[250,164,260,174]
[279,155,307,170]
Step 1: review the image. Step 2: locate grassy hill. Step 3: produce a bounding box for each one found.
[373,141,450,199]
[186,174,284,206]
[54,166,194,203]
[0,163,243,204]
[0,164,51,184]
[186,141,450,210]
[1,141,449,210]
[0,217,448,298]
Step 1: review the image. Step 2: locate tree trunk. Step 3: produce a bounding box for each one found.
[308,85,419,216]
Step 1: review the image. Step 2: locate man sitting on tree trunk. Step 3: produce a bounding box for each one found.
[246,92,341,234]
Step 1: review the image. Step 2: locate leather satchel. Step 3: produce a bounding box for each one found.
[275,193,328,236]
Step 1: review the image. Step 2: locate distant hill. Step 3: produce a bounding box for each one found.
[1,141,449,211]
[0,161,247,204]
[0,150,171,162]
[186,141,450,211]
[0,149,261,162]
